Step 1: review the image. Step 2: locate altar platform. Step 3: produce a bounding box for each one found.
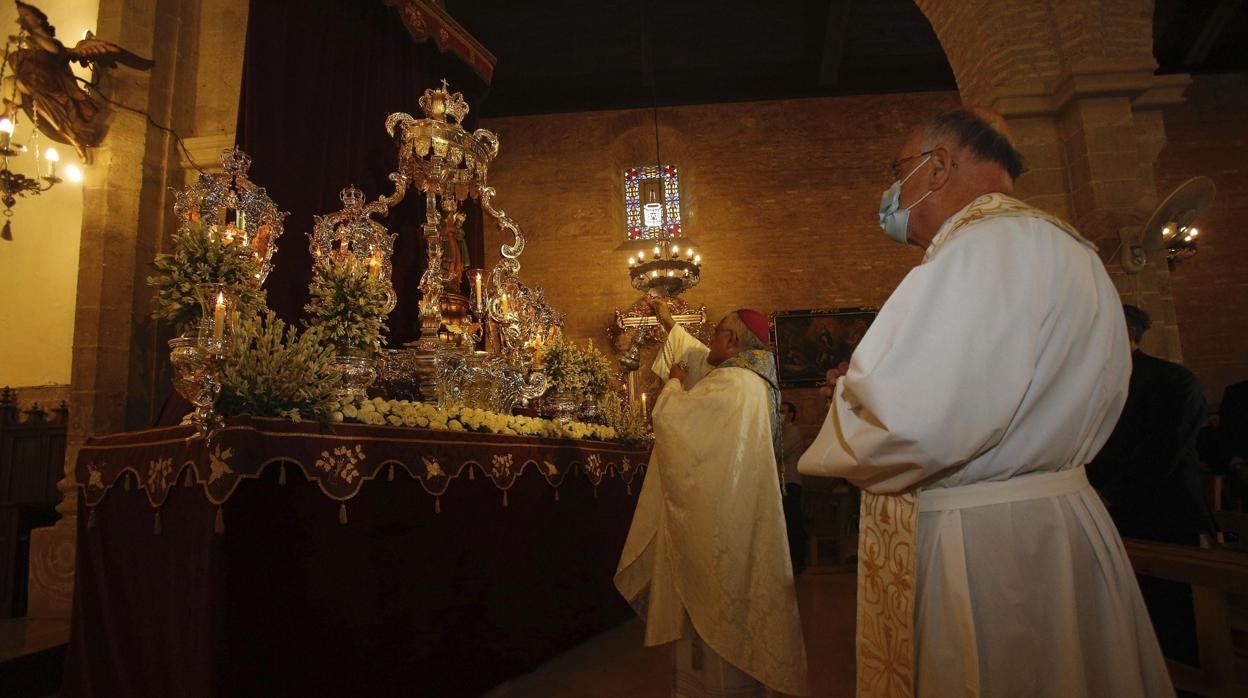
[60,417,647,697]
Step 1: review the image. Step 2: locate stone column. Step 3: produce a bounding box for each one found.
[913,0,1190,361]
[26,0,243,618]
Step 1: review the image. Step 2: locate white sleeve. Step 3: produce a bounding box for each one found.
[798,226,1039,493]
[651,324,710,383]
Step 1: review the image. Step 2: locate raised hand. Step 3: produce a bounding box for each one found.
[649,297,677,331]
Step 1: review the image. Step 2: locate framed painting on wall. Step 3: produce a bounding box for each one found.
[770,308,877,388]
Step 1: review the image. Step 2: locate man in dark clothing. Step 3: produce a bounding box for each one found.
[1088,304,1216,665]
[1201,378,1248,509]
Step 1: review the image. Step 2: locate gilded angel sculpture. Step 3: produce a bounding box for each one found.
[2,0,153,159]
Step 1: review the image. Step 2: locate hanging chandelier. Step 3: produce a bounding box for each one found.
[0,115,83,241]
[627,239,702,296]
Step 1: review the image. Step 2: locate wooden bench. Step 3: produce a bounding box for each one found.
[1125,539,1248,697]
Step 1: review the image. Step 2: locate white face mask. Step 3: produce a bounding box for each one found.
[878,154,932,244]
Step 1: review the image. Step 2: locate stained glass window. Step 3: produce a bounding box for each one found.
[624,165,682,240]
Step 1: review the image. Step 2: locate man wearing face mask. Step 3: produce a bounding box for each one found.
[616,299,809,697]
[799,108,1170,697]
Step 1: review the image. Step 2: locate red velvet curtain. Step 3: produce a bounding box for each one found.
[236,0,488,345]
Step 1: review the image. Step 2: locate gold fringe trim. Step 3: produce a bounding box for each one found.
[278,463,287,486]
[214,507,224,534]
[339,502,348,525]
[388,463,395,481]
[435,497,441,514]
[468,466,475,480]
[502,490,508,508]
[153,510,162,536]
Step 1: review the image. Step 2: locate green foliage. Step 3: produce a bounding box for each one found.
[304,260,391,354]
[599,391,649,448]
[583,342,613,400]
[146,222,266,335]
[542,335,615,399]
[218,309,339,419]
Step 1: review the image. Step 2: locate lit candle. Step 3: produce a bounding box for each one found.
[474,271,484,307]
[694,254,702,264]
[501,293,511,314]
[653,245,660,257]
[0,117,12,150]
[640,392,649,418]
[368,252,382,279]
[44,147,58,179]
[672,244,680,256]
[236,210,246,232]
[628,256,636,267]
[212,291,225,342]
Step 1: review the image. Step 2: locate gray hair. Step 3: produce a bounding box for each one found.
[721,312,767,351]
[923,108,1024,180]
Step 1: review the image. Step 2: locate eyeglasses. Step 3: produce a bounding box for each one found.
[889,150,933,180]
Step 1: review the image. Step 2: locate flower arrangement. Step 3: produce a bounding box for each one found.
[583,341,614,401]
[218,309,340,419]
[541,335,615,399]
[598,391,649,448]
[331,396,620,442]
[147,222,266,334]
[304,260,391,354]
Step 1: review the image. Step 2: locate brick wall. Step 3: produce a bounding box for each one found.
[1158,72,1248,405]
[479,91,959,345]
[478,92,966,430]
[476,76,1247,412]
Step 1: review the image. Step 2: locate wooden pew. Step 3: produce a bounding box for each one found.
[1125,539,1248,697]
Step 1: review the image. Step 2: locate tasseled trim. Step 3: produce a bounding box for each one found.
[278,463,287,486]
[468,466,475,481]
[502,490,508,508]
[626,484,632,495]
[153,510,162,536]
[435,497,441,514]
[339,502,348,525]
[554,489,559,502]
[87,508,96,529]
[123,474,130,492]
[214,507,224,534]
[388,463,395,481]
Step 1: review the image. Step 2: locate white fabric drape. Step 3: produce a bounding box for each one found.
[799,195,1172,697]
[617,326,809,696]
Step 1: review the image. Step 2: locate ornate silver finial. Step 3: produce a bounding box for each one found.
[418,78,470,125]
[219,147,253,175]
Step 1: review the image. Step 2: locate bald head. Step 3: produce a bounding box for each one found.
[891,107,1023,248]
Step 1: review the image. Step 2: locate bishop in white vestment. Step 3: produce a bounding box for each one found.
[800,109,1172,697]
[616,302,809,697]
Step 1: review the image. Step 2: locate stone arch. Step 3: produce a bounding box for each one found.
[909,0,1189,362]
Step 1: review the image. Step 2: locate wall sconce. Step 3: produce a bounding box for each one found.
[1120,176,1215,274]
